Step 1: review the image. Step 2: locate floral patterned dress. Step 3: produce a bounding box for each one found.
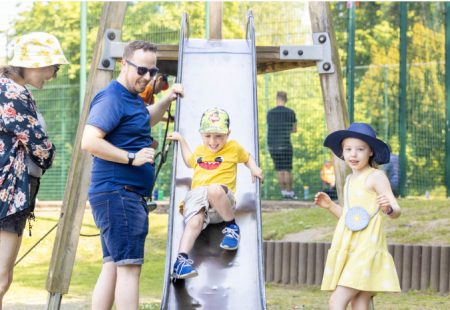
[0,77,55,222]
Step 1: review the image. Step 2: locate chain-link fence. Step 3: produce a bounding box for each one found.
[12,2,445,200]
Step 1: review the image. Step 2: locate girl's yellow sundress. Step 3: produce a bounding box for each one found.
[321,167,401,292]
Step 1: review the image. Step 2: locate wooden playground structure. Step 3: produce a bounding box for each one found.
[44,2,350,309]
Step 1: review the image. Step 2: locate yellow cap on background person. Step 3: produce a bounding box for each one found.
[9,32,69,68]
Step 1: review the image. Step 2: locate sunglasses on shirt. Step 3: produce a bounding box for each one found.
[126,59,159,77]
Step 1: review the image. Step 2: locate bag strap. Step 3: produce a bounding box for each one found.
[346,174,379,218]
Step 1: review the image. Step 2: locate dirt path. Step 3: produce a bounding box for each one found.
[282,226,333,242]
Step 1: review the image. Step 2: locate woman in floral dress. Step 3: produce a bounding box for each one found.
[0,32,68,306]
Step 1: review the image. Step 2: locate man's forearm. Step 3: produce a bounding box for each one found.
[85,137,128,164]
[147,95,172,126]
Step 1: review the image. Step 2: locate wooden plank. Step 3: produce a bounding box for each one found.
[402,245,413,291]
[388,244,394,256]
[439,246,449,293]
[45,2,128,307]
[430,246,441,291]
[290,243,299,285]
[298,243,308,284]
[306,243,316,285]
[315,243,325,285]
[309,2,349,204]
[420,245,431,290]
[156,45,317,76]
[274,242,283,283]
[281,243,291,284]
[393,244,403,284]
[265,241,275,282]
[209,1,223,40]
[411,245,421,290]
[257,61,316,74]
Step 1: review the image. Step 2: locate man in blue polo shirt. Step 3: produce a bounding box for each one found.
[81,40,183,310]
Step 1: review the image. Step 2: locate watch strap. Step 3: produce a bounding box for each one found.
[127,152,135,165]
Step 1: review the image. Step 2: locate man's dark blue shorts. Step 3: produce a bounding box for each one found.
[269,146,293,171]
[89,189,149,265]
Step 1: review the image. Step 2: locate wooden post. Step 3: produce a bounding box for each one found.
[45,2,128,308]
[393,244,403,283]
[298,243,308,284]
[306,243,316,285]
[402,245,413,291]
[281,243,291,284]
[309,2,349,204]
[289,242,299,285]
[411,245,421,290]
[274,242,283,283]
[209,1,223,40]
[314,242,325,285]
[265,241,275,282]
[430,246,441,291]
[439,246,449,293]
[420,245,431,290]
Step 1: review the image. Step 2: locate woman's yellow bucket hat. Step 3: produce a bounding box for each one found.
[9,32,69,68]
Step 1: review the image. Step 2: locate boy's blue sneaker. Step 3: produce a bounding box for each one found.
[172,255,198,279]
[220,224,240,250]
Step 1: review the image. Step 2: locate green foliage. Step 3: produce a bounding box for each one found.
[8,2,448,199]
[13,1,103,80]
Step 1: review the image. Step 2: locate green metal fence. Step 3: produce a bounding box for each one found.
[11,2,445,200]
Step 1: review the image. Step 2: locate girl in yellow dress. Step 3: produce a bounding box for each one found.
[314,123,401,310]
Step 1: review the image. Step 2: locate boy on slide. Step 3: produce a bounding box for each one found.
[168,107,264,279]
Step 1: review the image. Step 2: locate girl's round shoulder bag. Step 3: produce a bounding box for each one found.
[344,180,379,232]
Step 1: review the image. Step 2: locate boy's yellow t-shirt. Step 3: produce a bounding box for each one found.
[187,140,250,193]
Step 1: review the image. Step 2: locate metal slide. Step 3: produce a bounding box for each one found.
[161,12,266,310]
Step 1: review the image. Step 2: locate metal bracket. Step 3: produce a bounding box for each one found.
[280,32,335,74]
[99,29,126,71]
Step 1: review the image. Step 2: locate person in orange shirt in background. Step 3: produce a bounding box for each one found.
[321,160,335,189]
[139,73,169,105]
[139,73,172,149]
[321,160,337,199]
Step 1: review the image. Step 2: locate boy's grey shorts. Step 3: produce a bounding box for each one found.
[183,186,235,230]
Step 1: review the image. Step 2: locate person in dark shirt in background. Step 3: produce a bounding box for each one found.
[383,153,400,197]
[267,91,297,199]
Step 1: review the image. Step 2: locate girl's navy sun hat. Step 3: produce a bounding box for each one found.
[323,123,391,165]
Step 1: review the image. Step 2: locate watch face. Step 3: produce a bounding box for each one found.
[128,152,135,159]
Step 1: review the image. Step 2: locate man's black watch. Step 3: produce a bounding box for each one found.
[127,152,136,165]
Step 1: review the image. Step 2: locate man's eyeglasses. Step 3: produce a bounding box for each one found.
[126,60,159,77]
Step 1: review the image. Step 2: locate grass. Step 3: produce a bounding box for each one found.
[263,198,450,245]
[4,199,450,309]
[265,284,450,310]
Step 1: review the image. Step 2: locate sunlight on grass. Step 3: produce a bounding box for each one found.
[6,210,169,308]
[265,284,450,310]
[262,199,450,245]
[4,199,450,308]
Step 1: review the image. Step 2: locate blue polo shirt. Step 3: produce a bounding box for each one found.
[87,80,154,196]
